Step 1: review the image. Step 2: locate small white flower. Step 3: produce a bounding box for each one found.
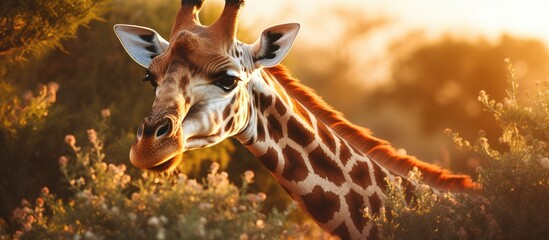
[257,192,267,201]
[83,231,98,240]
[41,187,50,196]
[199,203,213,210]
[156,228,166,240]
[58,156,69,167]
[244,170,254,183]
[177,173,187,183]
[86,129,97,143]
[148,216,160,226]
[76,177,85,186]
[131,193,141,201]
[540,158,549,169]
[111,206,120,214]
[418,184,430,193]
[160,215,168,224]
[101,108,111,118]
[256,219,265,228]
[64,135,76,146]
[210,162,220,174]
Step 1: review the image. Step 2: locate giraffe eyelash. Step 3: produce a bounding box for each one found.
[143,69,158,90]
[211,70,241,92]
[214,74,240,92]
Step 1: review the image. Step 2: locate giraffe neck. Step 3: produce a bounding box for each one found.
[235,65,478,239]
[236,67,402,239]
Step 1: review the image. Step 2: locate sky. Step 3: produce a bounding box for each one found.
[203,0,549,86]
[236,0,549,43]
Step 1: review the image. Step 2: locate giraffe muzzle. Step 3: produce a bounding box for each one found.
[130,115,184,172]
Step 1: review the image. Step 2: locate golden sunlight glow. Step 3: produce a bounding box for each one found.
[235,0,549,43]
[208,0,549,86]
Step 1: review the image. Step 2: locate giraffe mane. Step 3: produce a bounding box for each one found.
[265,65,481,192]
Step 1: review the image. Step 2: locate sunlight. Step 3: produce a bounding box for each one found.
[231,0,549,87]
[240,0,549,44]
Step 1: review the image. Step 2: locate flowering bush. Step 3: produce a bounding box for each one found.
[367,60,549,239]
[0,81,64,221]
[366,168,499,239]
[3,128,304,239]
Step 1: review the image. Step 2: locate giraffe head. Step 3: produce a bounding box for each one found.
[114,0,299,172]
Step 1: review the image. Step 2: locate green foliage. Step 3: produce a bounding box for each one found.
[368,60,549,239]
[0,81,65,220]
[2,129,303,240]
[367,168,499,240]
[0,0,252,220]
[0,0,109,61]
[0,81,56,134]
[182,139,235,177]
[464,59,549,239]
[0,0,109,221]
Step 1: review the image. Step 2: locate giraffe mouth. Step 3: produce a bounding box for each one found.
[147,153,183,172]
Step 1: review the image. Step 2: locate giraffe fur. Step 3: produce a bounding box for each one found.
[113,1,480,239]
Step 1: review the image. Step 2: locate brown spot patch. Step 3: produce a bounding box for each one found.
[253,91,261,106]
[224,117,233,132]
[369,192,383,215]
[287,117,315,146]
[339,142,353,166]
[372,162,388,191]
[317,121,336,153]
[349,161,373,189]
[223,104,232,119]
[230,94,237,104]
[274,97,287,116]
[346,190,367,233]
[301,186,340,224]
[256,117,265,142]
[259,147,278,173]
[281,146,308,182]
[332,222,352,240]
[266,115,283,143]
[309,146,346,186]
[259,93,273,113]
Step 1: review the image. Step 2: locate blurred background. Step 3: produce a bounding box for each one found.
[2,0,549,226]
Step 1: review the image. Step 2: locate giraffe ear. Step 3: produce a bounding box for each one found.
[251,23,300,67]
[113,24,169,68]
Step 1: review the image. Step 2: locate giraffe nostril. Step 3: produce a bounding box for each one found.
[156,120,171,138]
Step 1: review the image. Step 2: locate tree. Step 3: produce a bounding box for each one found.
[0,0,109,62]
[0,0,109,222]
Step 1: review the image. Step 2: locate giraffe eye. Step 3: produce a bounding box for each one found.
[214,75,239,92]
[143,70,158,90]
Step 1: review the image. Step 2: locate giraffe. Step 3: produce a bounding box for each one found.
[114,0,480,239]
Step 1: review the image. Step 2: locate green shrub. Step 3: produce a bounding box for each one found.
[2,125,304,240]
[366,168,500,240]
[0,81,65,221]
[367,59,549,239]
[0,0,109,61]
